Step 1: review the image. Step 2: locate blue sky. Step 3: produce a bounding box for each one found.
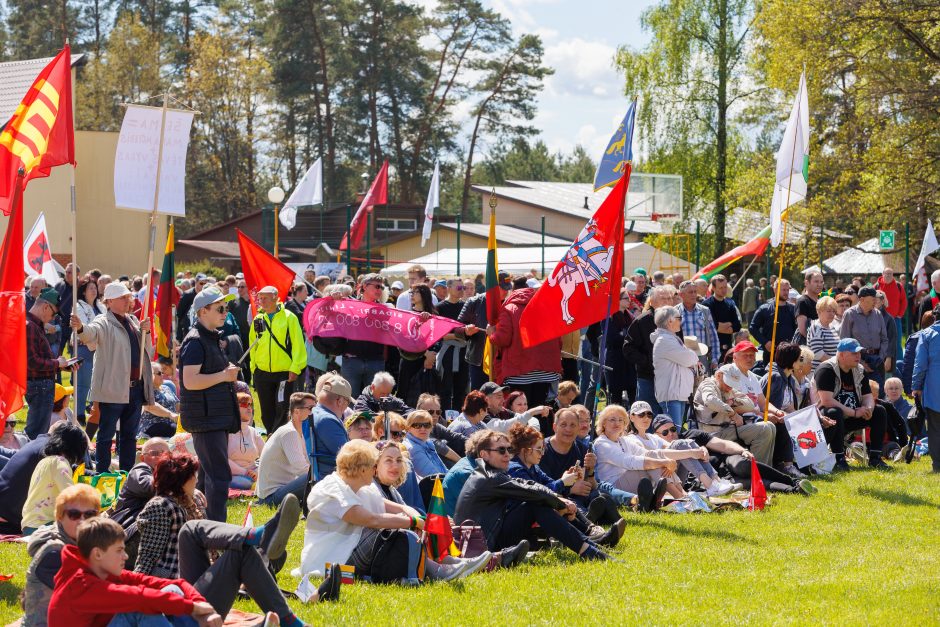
[485,0,656,158]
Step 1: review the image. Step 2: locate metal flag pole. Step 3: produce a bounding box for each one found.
[69,164,78,363]
[138,91,170,376]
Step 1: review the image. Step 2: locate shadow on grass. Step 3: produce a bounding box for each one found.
[0,582,22,609]
[857,486,938,508]
[628,516,745,542]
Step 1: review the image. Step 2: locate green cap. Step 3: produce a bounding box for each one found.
[633,267,648,276]
[38,287,60,307]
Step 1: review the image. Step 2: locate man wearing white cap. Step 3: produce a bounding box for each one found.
[71,282,155,472]
[179,286,242,521]
[249,286,307,433]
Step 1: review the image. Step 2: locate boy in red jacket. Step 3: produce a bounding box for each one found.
[48,517,222,627]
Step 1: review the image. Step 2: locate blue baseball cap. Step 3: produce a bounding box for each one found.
[433,279,447,288]
[837,338,864,353]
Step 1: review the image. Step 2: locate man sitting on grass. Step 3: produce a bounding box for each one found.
[48,516,223,626]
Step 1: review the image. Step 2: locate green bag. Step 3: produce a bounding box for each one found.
[77,471,128,508]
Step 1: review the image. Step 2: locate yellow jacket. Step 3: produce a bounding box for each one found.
[249,305,307,375]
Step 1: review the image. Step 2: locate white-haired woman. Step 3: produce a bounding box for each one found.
[651,306,701,425]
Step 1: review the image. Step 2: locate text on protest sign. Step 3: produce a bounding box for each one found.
[303,298,462,353]
[114,104,194,217]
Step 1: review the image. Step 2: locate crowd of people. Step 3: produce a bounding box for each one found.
[2,259,938,626]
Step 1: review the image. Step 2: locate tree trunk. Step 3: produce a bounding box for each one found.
[308,0,335,195]
[713,0,729,259]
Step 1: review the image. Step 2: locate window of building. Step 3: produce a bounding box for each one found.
[376,219,417,232]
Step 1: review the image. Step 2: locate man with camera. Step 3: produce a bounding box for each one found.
[353,371,412,416]
[249,285,307,433]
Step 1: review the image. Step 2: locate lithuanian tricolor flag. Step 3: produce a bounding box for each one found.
[483,196,500,376]
[693,224,771,282]
[425,477,458,560]
[155,223,180,359]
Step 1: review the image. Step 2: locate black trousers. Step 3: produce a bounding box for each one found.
[438,347,470,411]
[771,416,795,466]
[192,430,232,523]
[821,405,888,458]
[495,502,586,554]
[508,381,552,408]
[178,520,290,619]
[725,454,797,493]
[253,370,292,433]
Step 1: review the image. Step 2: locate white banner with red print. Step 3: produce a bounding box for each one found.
[784,406,830,468]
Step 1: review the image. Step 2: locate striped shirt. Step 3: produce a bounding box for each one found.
[680,304,721,363]
[503,370,559,385]
[807,320,839,373]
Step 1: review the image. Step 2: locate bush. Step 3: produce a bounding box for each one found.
[175,259,231,280]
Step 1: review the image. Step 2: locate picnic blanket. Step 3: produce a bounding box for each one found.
[0,534,25,543]
[4,608,263,627]
[228,488,255,499]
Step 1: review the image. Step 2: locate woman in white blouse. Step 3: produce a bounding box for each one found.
[592,405,685,499]
[73,277,106,424]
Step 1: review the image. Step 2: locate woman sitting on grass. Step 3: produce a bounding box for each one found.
[623,402,738,497]
[506,423,626,549]
[228,392,264,490]
[372,440,492,581]
[23,483,101,627]
[300,439,432,583]
[21,423,89,535]
[138,361,180,438]
[135,453,329,622]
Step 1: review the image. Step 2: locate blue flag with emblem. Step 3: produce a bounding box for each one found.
[593,99,637,192]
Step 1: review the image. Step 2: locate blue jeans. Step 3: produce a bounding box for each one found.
[258,473,306,506]
[340,357,384,398]
[597,481,636,506]
[25,378,55,440]
[75,344,95,419]
[635,378,663,415]
[108,584,198,626]
[229,474,254,490]
[664,400,687,428]
[96,384,144,472]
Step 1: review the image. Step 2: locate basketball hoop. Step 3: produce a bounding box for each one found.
[650,212,679,223]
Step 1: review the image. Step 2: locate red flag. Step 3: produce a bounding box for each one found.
[0,45,76,216]
[749,456,767,511]
[519,171,629,348]
[237,229,296,317]
[0,171,26,416]
[339,160,388,251]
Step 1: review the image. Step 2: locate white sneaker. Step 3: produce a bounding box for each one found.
[456,551,492,578]
[263,612,280,627]
[433,560,468,582]
[705,479,736,497]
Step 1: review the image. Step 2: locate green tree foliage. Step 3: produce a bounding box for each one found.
[616,0,757,258]
[755,0,940,241]
[7,0,88,58]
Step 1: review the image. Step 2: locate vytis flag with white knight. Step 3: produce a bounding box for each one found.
[519,172,628,348]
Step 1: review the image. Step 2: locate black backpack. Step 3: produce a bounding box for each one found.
[369,529,423,584]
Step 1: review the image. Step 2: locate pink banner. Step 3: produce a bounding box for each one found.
[304,298,463,352]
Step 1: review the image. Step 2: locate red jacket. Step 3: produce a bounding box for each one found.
[490,288,561,383]
[48,544,205,627]
[875,277,907,318]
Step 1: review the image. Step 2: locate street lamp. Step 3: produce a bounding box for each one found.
[268,186,285,257]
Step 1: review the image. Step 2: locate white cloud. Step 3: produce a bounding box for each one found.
[543,38,620,100]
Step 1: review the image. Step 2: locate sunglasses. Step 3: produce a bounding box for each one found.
[65,508,98,521]
[211,305,226,314]
[390,431,405,439]
[454,286,465,291]
[424,409,442,416]
[529,447,545,454]
[238,400,254,409]
[5,420,16,426]
[411,422,432,429]
[634,412,654,418]
[658,427,678,435]
[486,446,515,455]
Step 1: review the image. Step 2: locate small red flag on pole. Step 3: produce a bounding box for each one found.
[749,456,767,511]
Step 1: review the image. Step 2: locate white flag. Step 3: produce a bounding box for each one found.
[113,105,195,217]
[23,212,61,286]
[913,219,940,293]
[770,72,809,247]
[280,157,323,230]
[421,160,440,248]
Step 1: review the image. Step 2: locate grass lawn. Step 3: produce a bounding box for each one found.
[1,459,938,625]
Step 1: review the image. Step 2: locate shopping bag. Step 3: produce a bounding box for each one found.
[76,470,128,508]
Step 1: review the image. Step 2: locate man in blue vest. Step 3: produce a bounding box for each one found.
[179,286,241,521]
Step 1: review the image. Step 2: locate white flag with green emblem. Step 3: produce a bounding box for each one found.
[770,71,809,247]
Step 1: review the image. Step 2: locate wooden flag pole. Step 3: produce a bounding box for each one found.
[69,165,78,358]
[762,78,803,422]
[138,91,170,376]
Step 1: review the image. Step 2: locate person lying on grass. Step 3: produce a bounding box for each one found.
[453,430,610,561]
[135,453,330,625]
[506,422,626,549]
[23,484,101,627]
